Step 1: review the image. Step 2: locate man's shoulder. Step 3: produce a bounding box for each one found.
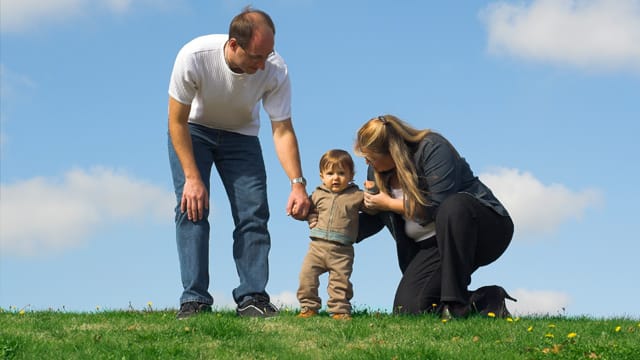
[264,51,288,75]
[181,34,227,53]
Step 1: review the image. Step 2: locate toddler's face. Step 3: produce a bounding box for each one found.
[320,167,353,193]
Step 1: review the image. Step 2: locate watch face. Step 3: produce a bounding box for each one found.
[292,177,306,185]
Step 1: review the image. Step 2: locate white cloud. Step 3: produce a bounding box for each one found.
[509,288,571,316]
[0,0,86,33]
[0,0,174,33]
[479,168,602,240]
[271,291,299,309]
[0,167,174,257]
[481,0,640,72]
[105,0,133,14]
[0,64,37,98]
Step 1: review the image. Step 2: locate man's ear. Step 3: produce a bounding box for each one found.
[228,38,239,51]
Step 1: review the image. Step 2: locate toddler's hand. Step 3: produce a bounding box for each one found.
[307,211,318,229]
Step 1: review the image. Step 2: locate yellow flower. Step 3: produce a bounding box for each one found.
[527,326,534,332]
[567,332,577,339]
[545,333,554,338]
[506,317,514,322]
[432,303,438,308]
[19,309,25,315]
[487,312,496,318]
[548,324,556,328]
[442,319,448,323]
[147,301,153,307]
[615,326,622,332]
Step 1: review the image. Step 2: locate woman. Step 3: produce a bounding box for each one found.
[355,115,514,319]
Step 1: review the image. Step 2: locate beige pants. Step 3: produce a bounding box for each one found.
[297,239,354,314]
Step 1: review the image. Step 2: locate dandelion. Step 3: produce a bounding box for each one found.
[548,324,556,328]
[567,332,577,339]
[506,317,513,322]
[19,309,25,316]
[545,333,554,338]
[487,312,496,318]
[147,301,153,307]
[528,326,534,332]
[432,303,437,309]
[442,319,448,324]
[615,326,621,332]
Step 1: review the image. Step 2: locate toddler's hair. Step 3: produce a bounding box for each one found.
[319,149,355,175]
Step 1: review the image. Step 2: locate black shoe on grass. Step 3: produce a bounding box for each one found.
[236,295,279,318]
[176,301,212,320]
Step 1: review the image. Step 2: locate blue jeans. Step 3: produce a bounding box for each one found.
[168,123,272,306]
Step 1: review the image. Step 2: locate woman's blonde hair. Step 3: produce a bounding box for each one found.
[354,115,430,218]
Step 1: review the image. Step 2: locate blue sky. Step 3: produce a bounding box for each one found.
[1,0,639,318]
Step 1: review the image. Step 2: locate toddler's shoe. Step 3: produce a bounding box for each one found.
[331,313,352,320]
[297,307,318,318]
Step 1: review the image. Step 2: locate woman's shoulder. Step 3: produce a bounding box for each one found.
[415,132,454,158]
[423,131,449,145]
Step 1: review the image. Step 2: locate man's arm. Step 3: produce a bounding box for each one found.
[270,118,310,220]
[168,96,209,221]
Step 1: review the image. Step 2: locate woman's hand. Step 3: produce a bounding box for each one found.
[364,191,405,215]
[363,191,388,211]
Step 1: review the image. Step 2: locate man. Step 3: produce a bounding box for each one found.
[167,7,311,320]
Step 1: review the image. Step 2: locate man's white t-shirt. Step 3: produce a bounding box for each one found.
[168,34,292,136]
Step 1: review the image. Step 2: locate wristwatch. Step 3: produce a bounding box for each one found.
[290,176,307,186]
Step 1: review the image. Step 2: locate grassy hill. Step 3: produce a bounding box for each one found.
[1,307,639,359]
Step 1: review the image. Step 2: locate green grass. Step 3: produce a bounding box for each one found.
[1,307,638,359]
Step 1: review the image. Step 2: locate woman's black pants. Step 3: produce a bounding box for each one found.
[393,193,513,314]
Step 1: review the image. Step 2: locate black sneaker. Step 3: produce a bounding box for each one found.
[176,301,212,320]
[236,295,279,318]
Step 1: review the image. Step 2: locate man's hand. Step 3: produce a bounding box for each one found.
[181,178,209,221]
[286,185,310,220]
